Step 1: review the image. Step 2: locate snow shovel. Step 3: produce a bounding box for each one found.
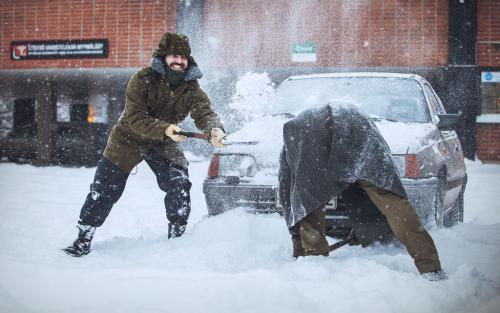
[329,229,360,252]
[175,131,258,146]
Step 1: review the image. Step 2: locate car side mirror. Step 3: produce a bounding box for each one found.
[437,113,461,131]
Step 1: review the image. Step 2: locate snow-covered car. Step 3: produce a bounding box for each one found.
[203,73,467,235]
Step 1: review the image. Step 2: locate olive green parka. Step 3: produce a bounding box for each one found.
[103,57,223,172]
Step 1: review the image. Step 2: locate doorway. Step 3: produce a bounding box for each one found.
[12,98,36,138]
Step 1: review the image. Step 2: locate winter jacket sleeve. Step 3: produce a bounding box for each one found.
[123,73,170,141]
[189,86,224,134]
[278,146,292,211]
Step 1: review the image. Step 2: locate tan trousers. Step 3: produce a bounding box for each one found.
[293,208,330,257]
[294,180,441,274]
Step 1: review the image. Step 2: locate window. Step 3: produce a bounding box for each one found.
[481,83,500,114]
[12,98,36,137]
[70,103,89,123]
[56,94,108,124]
[0,99,13,137]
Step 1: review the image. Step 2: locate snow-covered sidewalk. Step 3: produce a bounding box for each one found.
[0,159,499,313]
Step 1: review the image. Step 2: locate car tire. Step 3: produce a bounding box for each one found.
[433,175,446,228]
[444,187,464,227]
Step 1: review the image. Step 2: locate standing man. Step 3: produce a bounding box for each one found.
[278,104,444,278]
[64,33,225,257]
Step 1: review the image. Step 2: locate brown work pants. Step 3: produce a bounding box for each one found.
[292,208,330,257]
[293,180,441,274]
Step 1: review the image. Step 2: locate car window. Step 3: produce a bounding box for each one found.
[424,84,445,115]
[275,77,431,123]
[431,87,447,114]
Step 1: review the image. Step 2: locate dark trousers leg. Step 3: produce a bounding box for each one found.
[145,152,192,224]
[79,157,129,227]
[358,180,441,274]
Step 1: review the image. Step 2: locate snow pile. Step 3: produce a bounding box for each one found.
[228,72,277,121]
[223,114,289,168]
[0,159,500,313]
[464,159,500,225]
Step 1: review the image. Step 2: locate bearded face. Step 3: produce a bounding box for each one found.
[165,55,188,71]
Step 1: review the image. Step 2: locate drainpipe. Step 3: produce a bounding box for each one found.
[447,0,479,160]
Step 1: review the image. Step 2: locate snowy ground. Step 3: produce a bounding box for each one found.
[0,158,499,313]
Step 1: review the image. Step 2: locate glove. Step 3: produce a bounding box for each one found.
[210,128,225,148]
[165,124,187,142]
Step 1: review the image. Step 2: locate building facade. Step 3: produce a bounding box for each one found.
[476,0,500,161]
[1,0,176,165]
[0,0,499,165]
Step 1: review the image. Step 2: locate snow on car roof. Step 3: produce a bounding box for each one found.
[287,72,424,81]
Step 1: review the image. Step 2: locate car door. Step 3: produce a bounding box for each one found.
[423,83,463,207]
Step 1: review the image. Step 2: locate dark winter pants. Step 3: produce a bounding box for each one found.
[291,180,441,274]
[78,152,191,228]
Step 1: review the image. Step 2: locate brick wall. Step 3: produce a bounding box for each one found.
[477,0,500,67]
[476,123,500,161]
[0,0,175,69]
[203,0,449,68]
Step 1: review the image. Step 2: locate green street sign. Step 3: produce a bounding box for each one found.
[292,43,317,54]
[292,43,317,63]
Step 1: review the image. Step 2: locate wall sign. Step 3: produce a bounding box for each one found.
[292,43,317,63]
[482,72,500,83]
[11,39,108,60]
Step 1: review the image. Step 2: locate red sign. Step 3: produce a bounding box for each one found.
[12,44,28,60]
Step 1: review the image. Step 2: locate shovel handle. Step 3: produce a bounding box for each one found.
[174,131,258,146]
[175,131,210,141]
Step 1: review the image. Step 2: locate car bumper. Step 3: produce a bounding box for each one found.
[203,179,280,215]
[400,176,439,225]
[203,176,438,225]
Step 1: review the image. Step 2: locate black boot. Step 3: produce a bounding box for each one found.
[168,222,187,239]
[63,224,96,257]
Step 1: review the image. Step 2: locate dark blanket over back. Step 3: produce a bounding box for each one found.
[278,104,406,228]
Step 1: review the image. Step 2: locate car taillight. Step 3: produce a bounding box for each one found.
[208,154,220,178]
[217,154,258,177]
[405,154,420,178]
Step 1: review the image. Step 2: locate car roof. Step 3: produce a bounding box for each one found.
[286,72,426,82]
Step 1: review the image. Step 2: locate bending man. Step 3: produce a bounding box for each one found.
[278,104,443,277]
